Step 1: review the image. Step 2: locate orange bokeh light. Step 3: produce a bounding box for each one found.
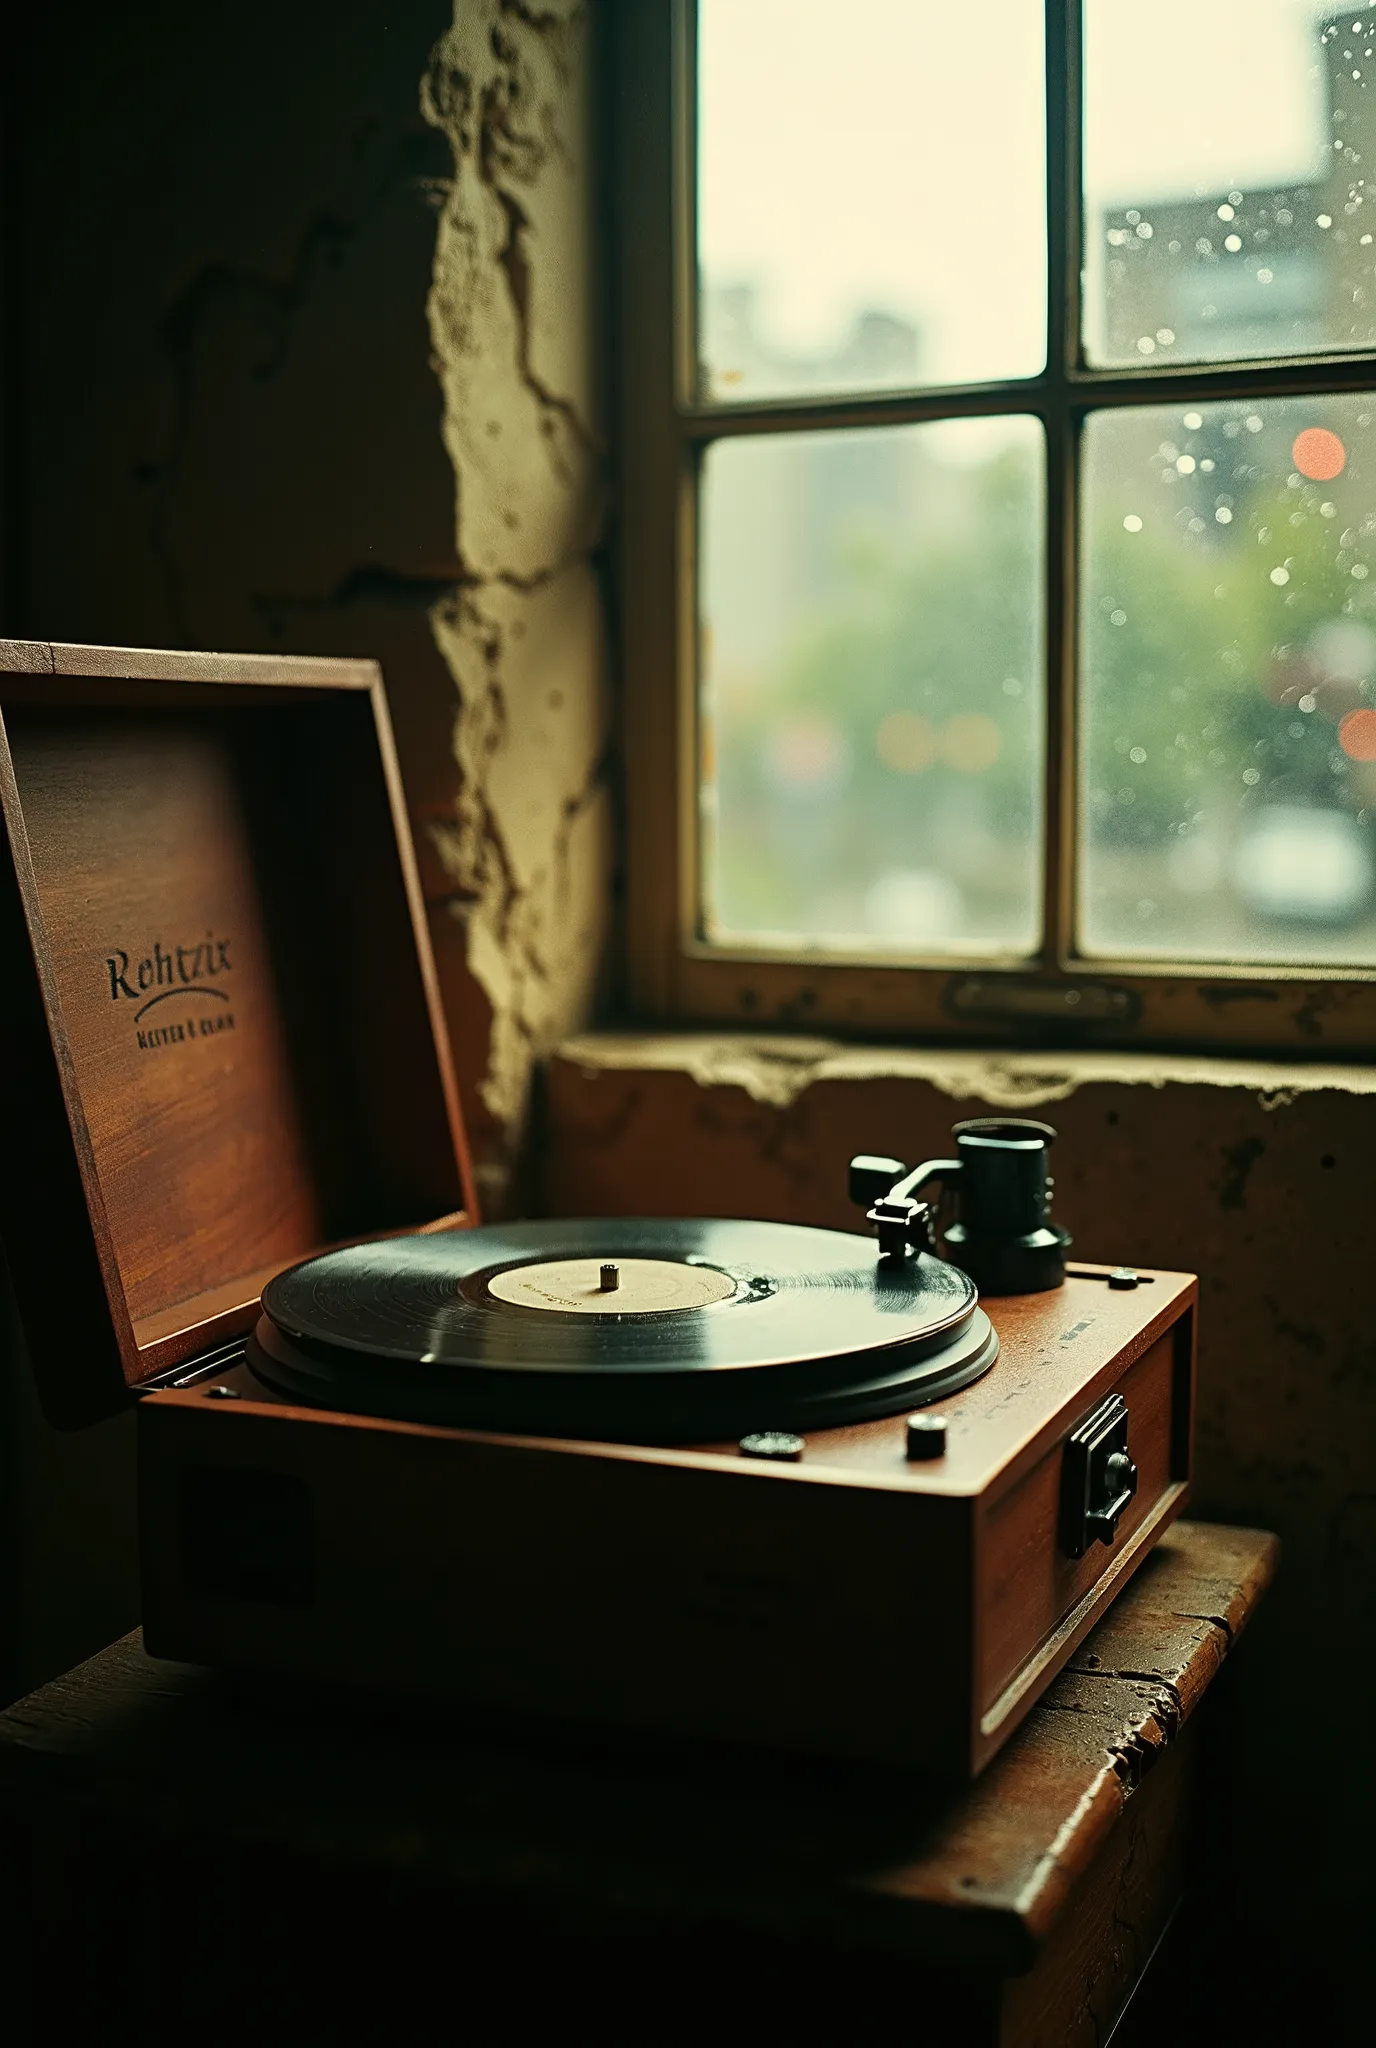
[1292,426,1346,481]
[1339,708,1376,760]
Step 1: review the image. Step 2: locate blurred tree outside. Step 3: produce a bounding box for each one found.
[706,433,1043,951]
[705,397,1376,963]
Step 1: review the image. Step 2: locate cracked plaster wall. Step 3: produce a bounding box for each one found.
[421,1,613,1199]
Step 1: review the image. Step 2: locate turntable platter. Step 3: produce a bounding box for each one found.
[249,1218,998,1441]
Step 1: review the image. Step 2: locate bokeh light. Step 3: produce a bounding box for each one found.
[875,710,937,773]
[942,713,1002,773]
[763,713,848,791]
[1291,427,1346,482]
[1338,708,1376,762]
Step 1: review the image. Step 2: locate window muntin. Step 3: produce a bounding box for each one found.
[695,0,1047,404]
[700,419,1046,955]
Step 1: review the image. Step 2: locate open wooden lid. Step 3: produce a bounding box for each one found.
[0,640,476,1428]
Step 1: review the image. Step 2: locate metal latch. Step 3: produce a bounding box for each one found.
[1060,1393,1138,1559]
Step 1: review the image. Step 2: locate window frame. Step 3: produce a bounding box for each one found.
[615,0,1376,1053]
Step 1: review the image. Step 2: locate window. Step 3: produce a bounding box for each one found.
[617,1,1376,1050]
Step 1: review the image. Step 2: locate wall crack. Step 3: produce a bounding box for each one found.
[141,112,454,644]
[422,1,609,1196]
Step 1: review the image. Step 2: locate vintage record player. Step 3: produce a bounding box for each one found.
[0,641,1196,1779]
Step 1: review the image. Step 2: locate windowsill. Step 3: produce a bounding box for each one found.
[552,1028,1376,1110]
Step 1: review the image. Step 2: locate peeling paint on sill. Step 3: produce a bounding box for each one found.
[421,0,610,1150]
[552,1031,1376,1113]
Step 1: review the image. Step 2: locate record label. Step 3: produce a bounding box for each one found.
[487,1257,736,1316]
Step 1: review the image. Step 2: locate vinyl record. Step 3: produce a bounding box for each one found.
[249,1218,997,1441]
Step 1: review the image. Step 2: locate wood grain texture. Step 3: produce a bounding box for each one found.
[0,643,476,1426]
[0,1522,1276,2005]
[13,713,326,1331]
[998,1720,1196,2047]
[978,1324,1181,1730]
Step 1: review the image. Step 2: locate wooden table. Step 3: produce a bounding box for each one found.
[0,1522,1274,2044]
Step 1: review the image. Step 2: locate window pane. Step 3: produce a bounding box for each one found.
[696,0,1046,404]
[1081,394,1376,964]
[700,419,1045,956]
[1084,3,1376,368]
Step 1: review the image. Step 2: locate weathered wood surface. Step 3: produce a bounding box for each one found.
[0,1522,1275,1976]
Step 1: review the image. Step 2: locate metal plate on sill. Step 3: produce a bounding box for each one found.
[947,977,1140,1026]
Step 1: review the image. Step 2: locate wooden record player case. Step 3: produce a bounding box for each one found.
[0,641,1196,1781]
[0,638,476,1424]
